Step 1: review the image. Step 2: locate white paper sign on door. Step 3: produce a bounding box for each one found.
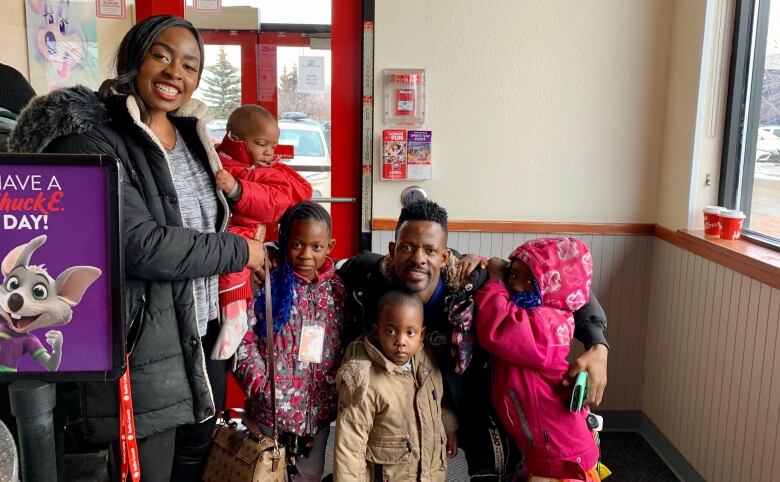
[297,56,325,93]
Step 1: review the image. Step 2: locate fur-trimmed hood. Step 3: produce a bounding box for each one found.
[8,85,213,154]
[9,86,108,153]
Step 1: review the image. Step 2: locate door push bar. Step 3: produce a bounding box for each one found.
[311,197,356,204]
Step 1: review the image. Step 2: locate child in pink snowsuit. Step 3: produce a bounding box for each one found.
[474,237,601,482]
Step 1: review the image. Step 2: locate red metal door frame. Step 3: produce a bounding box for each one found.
[331,0,362,259]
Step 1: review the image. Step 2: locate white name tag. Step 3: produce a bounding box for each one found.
[298,324,325,363]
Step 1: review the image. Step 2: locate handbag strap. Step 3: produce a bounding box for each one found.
[222,408,264,440]
[264,257,278,440]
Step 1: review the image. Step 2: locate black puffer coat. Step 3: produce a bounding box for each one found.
[9,86,248,441]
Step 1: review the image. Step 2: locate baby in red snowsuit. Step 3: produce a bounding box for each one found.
[212,105,312,360]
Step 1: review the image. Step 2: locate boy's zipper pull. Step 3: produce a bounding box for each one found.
[405,437,413,453]
[432,388,437,401]
[543,431,549,444]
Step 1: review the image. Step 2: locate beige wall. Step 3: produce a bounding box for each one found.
[0,1,134,91]
[655,0,735,230]
[692,0,735,229]
[96,5,136,85]
[372,0,673,223]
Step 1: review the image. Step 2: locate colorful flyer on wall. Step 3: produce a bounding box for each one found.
[97,0,126,19]
[407,130,432,180]
[382,130,407,180]
[0,153,123,382]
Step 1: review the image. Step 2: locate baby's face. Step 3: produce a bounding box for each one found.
[240,115,280,167]
[507,259,536,295]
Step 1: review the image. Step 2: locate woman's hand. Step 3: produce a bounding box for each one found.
[457,254,487,283]
[215,169,237,194]
[250,243,278,288]
[562,344,608,406]
[245,238,266,270]
[486,257,508,281]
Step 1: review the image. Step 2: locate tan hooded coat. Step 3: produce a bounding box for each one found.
[333,337,457,481]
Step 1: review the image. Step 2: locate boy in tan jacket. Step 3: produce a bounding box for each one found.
[334,290,458,481]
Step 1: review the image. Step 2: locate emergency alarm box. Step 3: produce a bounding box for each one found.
[384,69,425,127]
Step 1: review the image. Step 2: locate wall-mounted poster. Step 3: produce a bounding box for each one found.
[0,153,123,382]
[25,0,100,93]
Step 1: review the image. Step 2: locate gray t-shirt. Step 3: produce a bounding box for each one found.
[167,130,219,336]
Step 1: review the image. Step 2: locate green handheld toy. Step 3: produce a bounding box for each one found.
[569,371,589,412]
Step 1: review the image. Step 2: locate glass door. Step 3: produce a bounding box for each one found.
[196,30,335,212]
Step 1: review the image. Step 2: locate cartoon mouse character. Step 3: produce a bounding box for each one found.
[27,0,94,88]
[0,235,101,372]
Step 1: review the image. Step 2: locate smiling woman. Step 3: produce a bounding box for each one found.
[9,14,267,482]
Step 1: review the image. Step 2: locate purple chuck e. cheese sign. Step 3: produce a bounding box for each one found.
[0,165,112,374]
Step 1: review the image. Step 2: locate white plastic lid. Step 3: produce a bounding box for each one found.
[703,206,725,214]
[719,209,745,219]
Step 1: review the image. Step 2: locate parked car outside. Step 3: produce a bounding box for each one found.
[281,111,307,121]
[757,125,780,160]
[206,119,227,144]
[278,120,331,201]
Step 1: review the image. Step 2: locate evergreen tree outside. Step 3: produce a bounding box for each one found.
[200,47,241,119]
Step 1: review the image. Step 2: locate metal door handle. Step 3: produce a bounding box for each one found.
[312,197,356,203]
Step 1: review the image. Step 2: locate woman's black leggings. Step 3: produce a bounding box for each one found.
[110,320,227,482]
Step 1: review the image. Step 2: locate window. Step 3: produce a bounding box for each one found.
[721,0,780,247]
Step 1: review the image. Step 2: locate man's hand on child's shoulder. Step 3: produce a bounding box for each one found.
[457,253,488,283]
[486,257,508,281]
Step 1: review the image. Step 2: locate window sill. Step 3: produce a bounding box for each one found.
[654,226,780,289]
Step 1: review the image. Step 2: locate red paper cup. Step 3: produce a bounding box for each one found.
[718,210,745,240]
[703,206,724,236]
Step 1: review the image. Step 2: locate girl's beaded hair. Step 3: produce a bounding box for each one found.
[256,201,332,335]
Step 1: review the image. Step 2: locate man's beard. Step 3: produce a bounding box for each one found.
[379,253,457,292]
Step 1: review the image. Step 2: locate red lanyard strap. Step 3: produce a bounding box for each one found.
[119,354,140,482]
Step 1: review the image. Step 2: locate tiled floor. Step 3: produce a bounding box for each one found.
[62,431,678,481]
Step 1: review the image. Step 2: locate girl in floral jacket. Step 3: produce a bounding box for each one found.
[234,201,344,482]
[475,238,603,482]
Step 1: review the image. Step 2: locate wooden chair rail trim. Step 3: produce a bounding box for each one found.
[370,219,655,235]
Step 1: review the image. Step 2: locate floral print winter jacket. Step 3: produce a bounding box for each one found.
[234,257,345,436]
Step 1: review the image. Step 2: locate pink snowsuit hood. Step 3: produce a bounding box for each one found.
[509,237,593,311]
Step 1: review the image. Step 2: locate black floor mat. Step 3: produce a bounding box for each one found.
[600,432,679,481]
